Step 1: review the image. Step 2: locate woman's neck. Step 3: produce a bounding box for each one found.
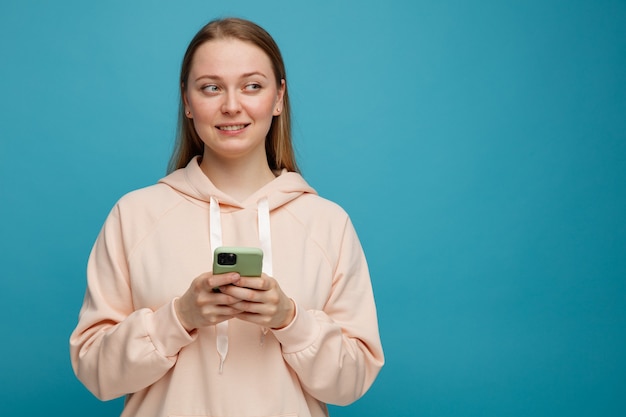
[199,151,276,203]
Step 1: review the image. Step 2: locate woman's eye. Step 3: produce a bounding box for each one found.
[202,85,219,93]
[244,83,262,91]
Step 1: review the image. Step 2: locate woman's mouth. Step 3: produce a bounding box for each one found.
[217,124,249,131]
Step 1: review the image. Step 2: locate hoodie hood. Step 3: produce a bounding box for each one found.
[159,156,317,211]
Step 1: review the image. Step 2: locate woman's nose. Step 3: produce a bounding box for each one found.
[221,91,242,114]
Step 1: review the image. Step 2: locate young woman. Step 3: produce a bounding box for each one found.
[70,17,384,417]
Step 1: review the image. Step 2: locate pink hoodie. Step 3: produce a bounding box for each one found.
[70,157,384,417]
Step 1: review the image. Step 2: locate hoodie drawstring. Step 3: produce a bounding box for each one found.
[257,197,273,345]
[209,196,272,373]
[257,197,273,276]
[209,197,228,373]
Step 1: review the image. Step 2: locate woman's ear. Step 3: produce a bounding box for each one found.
[182,83,192,118]
[273,79,286,116]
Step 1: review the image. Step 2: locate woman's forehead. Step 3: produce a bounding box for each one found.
[190,38,274,79]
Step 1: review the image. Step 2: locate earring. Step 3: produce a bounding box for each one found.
[186,110,191,116]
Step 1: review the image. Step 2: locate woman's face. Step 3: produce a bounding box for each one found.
[183,38,284,164]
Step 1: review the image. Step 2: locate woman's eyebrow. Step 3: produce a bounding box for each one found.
[241,71,268,79]
[194,71,269,82]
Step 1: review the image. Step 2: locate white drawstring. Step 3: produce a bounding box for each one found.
[257,197,273,345]
[210,196,273,371]
[210,197,228,373]
[257,197,273,277]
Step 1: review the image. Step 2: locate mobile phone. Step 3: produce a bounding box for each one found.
[212,246,263,277]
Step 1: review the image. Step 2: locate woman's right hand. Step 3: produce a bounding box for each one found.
[174,272,243,332]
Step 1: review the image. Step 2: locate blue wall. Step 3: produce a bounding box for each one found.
[1,1,625,415]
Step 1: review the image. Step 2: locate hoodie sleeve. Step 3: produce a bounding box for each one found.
[69,204,196,401]
[271,216,385,406]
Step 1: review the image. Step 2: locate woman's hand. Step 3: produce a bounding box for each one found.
[219,274,296,330]
[174,272,243,332]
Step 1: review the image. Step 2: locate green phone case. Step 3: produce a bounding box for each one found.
[212,246,263,277]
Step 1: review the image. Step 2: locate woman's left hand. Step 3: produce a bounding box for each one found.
[216,274,295,329]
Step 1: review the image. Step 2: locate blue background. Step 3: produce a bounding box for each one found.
[1,0,625,416]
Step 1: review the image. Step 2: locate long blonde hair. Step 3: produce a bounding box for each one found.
[167,18,299,174]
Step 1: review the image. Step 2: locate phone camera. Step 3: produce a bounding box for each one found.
[217,252,237,266]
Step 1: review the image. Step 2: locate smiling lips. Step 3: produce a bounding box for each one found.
[217,124,249,131]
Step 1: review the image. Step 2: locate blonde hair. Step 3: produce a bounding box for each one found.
[167,18,299,174]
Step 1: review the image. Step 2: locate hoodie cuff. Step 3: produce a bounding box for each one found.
[271,301,321,354]
[146,298,197,357]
